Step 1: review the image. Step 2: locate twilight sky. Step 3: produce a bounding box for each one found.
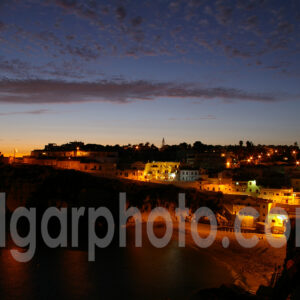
[0,0,299,155]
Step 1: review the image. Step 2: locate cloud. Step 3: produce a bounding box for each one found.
[242,15,261,35]
[0,109,55,116]
[0,79,286,105]
[0,20,5,31]
[247,15,258,26]
[65,34,75,40]
[276,21,294,35]
[236,0,267,11]
[131,16,143,27]
[116,6,127,21]
[64,44,100,60]
[0,57,30,76]
[0,57,103,79]
[194,37,213,51]
[169,1,181,13]
[216,40,253,58]
[214,0,234,25]
[54,0,103,27]
[1,0,298,68]
[54,0,77,10]
[0,56,109,80]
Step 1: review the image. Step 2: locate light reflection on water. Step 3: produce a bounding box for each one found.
[0,227,232,300]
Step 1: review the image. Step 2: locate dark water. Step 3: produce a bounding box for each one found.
[0,227,232,300]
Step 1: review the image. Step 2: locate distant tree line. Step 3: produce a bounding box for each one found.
[37,140,299,165]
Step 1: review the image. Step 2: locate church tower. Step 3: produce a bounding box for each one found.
[161,138,165,149]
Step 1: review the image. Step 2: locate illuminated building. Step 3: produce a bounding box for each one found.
[259,188,295,205]
[115,169,145,181]
[233,180,260,196]
[223,198,273,228]
[199,176,233,193]
[200,176,298,205]
[144,162,180,181]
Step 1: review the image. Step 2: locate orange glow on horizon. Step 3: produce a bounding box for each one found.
[1,151,30,158]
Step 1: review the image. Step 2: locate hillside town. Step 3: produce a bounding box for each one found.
[1,140,299,234]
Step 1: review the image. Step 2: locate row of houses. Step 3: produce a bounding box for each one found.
[199,176,300,205]
[31,148,118,164]
[21,157,201,183]
[221,197,292,232]
[22,157,117,176]
[21,157,183,181]
[10,152,300,207]
[116,162,201,182]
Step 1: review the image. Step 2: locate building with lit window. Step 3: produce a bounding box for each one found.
[115,169,145,181]
[259,188,295,205]
[144,162,180,181]
[232,180,260,196]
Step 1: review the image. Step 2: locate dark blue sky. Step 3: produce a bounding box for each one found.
[0,0,299,154]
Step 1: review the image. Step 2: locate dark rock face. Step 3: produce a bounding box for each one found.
[0,164,223,213]
[190,284,255,299]
[0,164,223,248]
[267,218,300,300]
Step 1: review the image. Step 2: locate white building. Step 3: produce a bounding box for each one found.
[259,188,295,205]
[179,169,200,181]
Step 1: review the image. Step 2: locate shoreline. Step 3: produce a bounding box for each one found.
[128,219,286,293]
[176,222,286,293]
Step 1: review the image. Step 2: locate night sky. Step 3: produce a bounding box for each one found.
[0,0,299,155]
